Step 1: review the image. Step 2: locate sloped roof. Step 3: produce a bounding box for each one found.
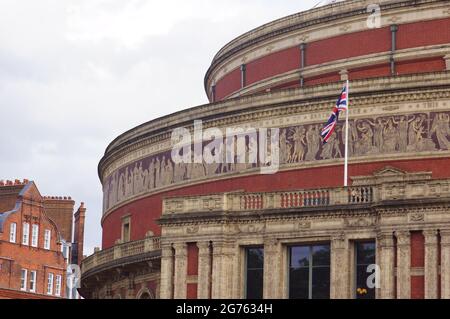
[0,181,33,232]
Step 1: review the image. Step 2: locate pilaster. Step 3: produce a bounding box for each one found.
[173,243,188,299]
[377,232,395,299]
[396,231,411,299]
[197,242,211,299]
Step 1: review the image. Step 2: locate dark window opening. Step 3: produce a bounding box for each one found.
[289,244,330,299]
[245,247,264,299]
[355,241,376,299]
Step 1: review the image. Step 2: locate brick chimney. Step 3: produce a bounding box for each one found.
[72,202,86,265]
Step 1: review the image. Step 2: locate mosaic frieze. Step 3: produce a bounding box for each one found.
[102,111,450,213]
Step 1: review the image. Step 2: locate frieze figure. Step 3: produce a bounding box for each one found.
[393,116,414,152]
[407,114,435,152]
[147,158,155,190]
[279,129,288,164]
[366,118,385,152]
[289,126,306,163]
[174,162,186,183]
[431,113,450,150]
[320,129,342,159]
[154,158,161,188]
[354,120,376,156]
[305,125,320,161]
[163,157,174,186]
[247,135,258,169]
[382,117,400,153]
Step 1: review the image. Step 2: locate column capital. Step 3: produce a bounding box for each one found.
[197,241,210,250]
[331,232,347,249]
[264,238,279,255]
[173,242,187,257]
[395,230,411,245]
[377,231,395,247]
[423,229,439,245]
[440,229,450,246]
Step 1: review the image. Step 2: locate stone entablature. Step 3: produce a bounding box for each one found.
[158,167,450,299]
[100,73,450,216]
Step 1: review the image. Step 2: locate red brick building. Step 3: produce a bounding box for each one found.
[0,179,86,299]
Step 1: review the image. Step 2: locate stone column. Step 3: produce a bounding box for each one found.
[263,239,282,299]
[377,232,395,299]
[441,229,450,299]
[424,230,439,299]
[173,243,188,299]
[159,243,174,299]
[197,242,211,299]
[396,231,411,299]
[211,241,233,299]
[331,233,350,299]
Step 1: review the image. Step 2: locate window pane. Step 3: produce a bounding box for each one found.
[289,267,309,299]
[312,267,331,299]
[312,245,330,266]
[289,244,331,299]
[290,246,309,268]
[246,269,264,299]
[247,248,264,269]
[356,242,376,265]
[246,248,264,299]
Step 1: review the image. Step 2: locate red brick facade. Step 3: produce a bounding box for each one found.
[212,18,450,100]
[0,180,86,299]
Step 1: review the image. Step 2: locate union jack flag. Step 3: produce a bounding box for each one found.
[321,83,348,144]
[336,84,348,112]
[321,109,339,144]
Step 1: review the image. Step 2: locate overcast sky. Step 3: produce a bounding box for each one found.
[0,0,322,255]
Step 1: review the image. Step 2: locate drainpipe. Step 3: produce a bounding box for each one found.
[390,24,399,76]
[300,43,307,87]
[240,64,246,88]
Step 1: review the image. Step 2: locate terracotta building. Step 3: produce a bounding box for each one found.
[80,0,450,299]
[0,179,86,299]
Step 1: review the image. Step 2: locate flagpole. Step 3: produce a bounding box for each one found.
[344,80,349,187]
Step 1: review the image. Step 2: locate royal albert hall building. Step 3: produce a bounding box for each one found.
[79,0,450,299]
